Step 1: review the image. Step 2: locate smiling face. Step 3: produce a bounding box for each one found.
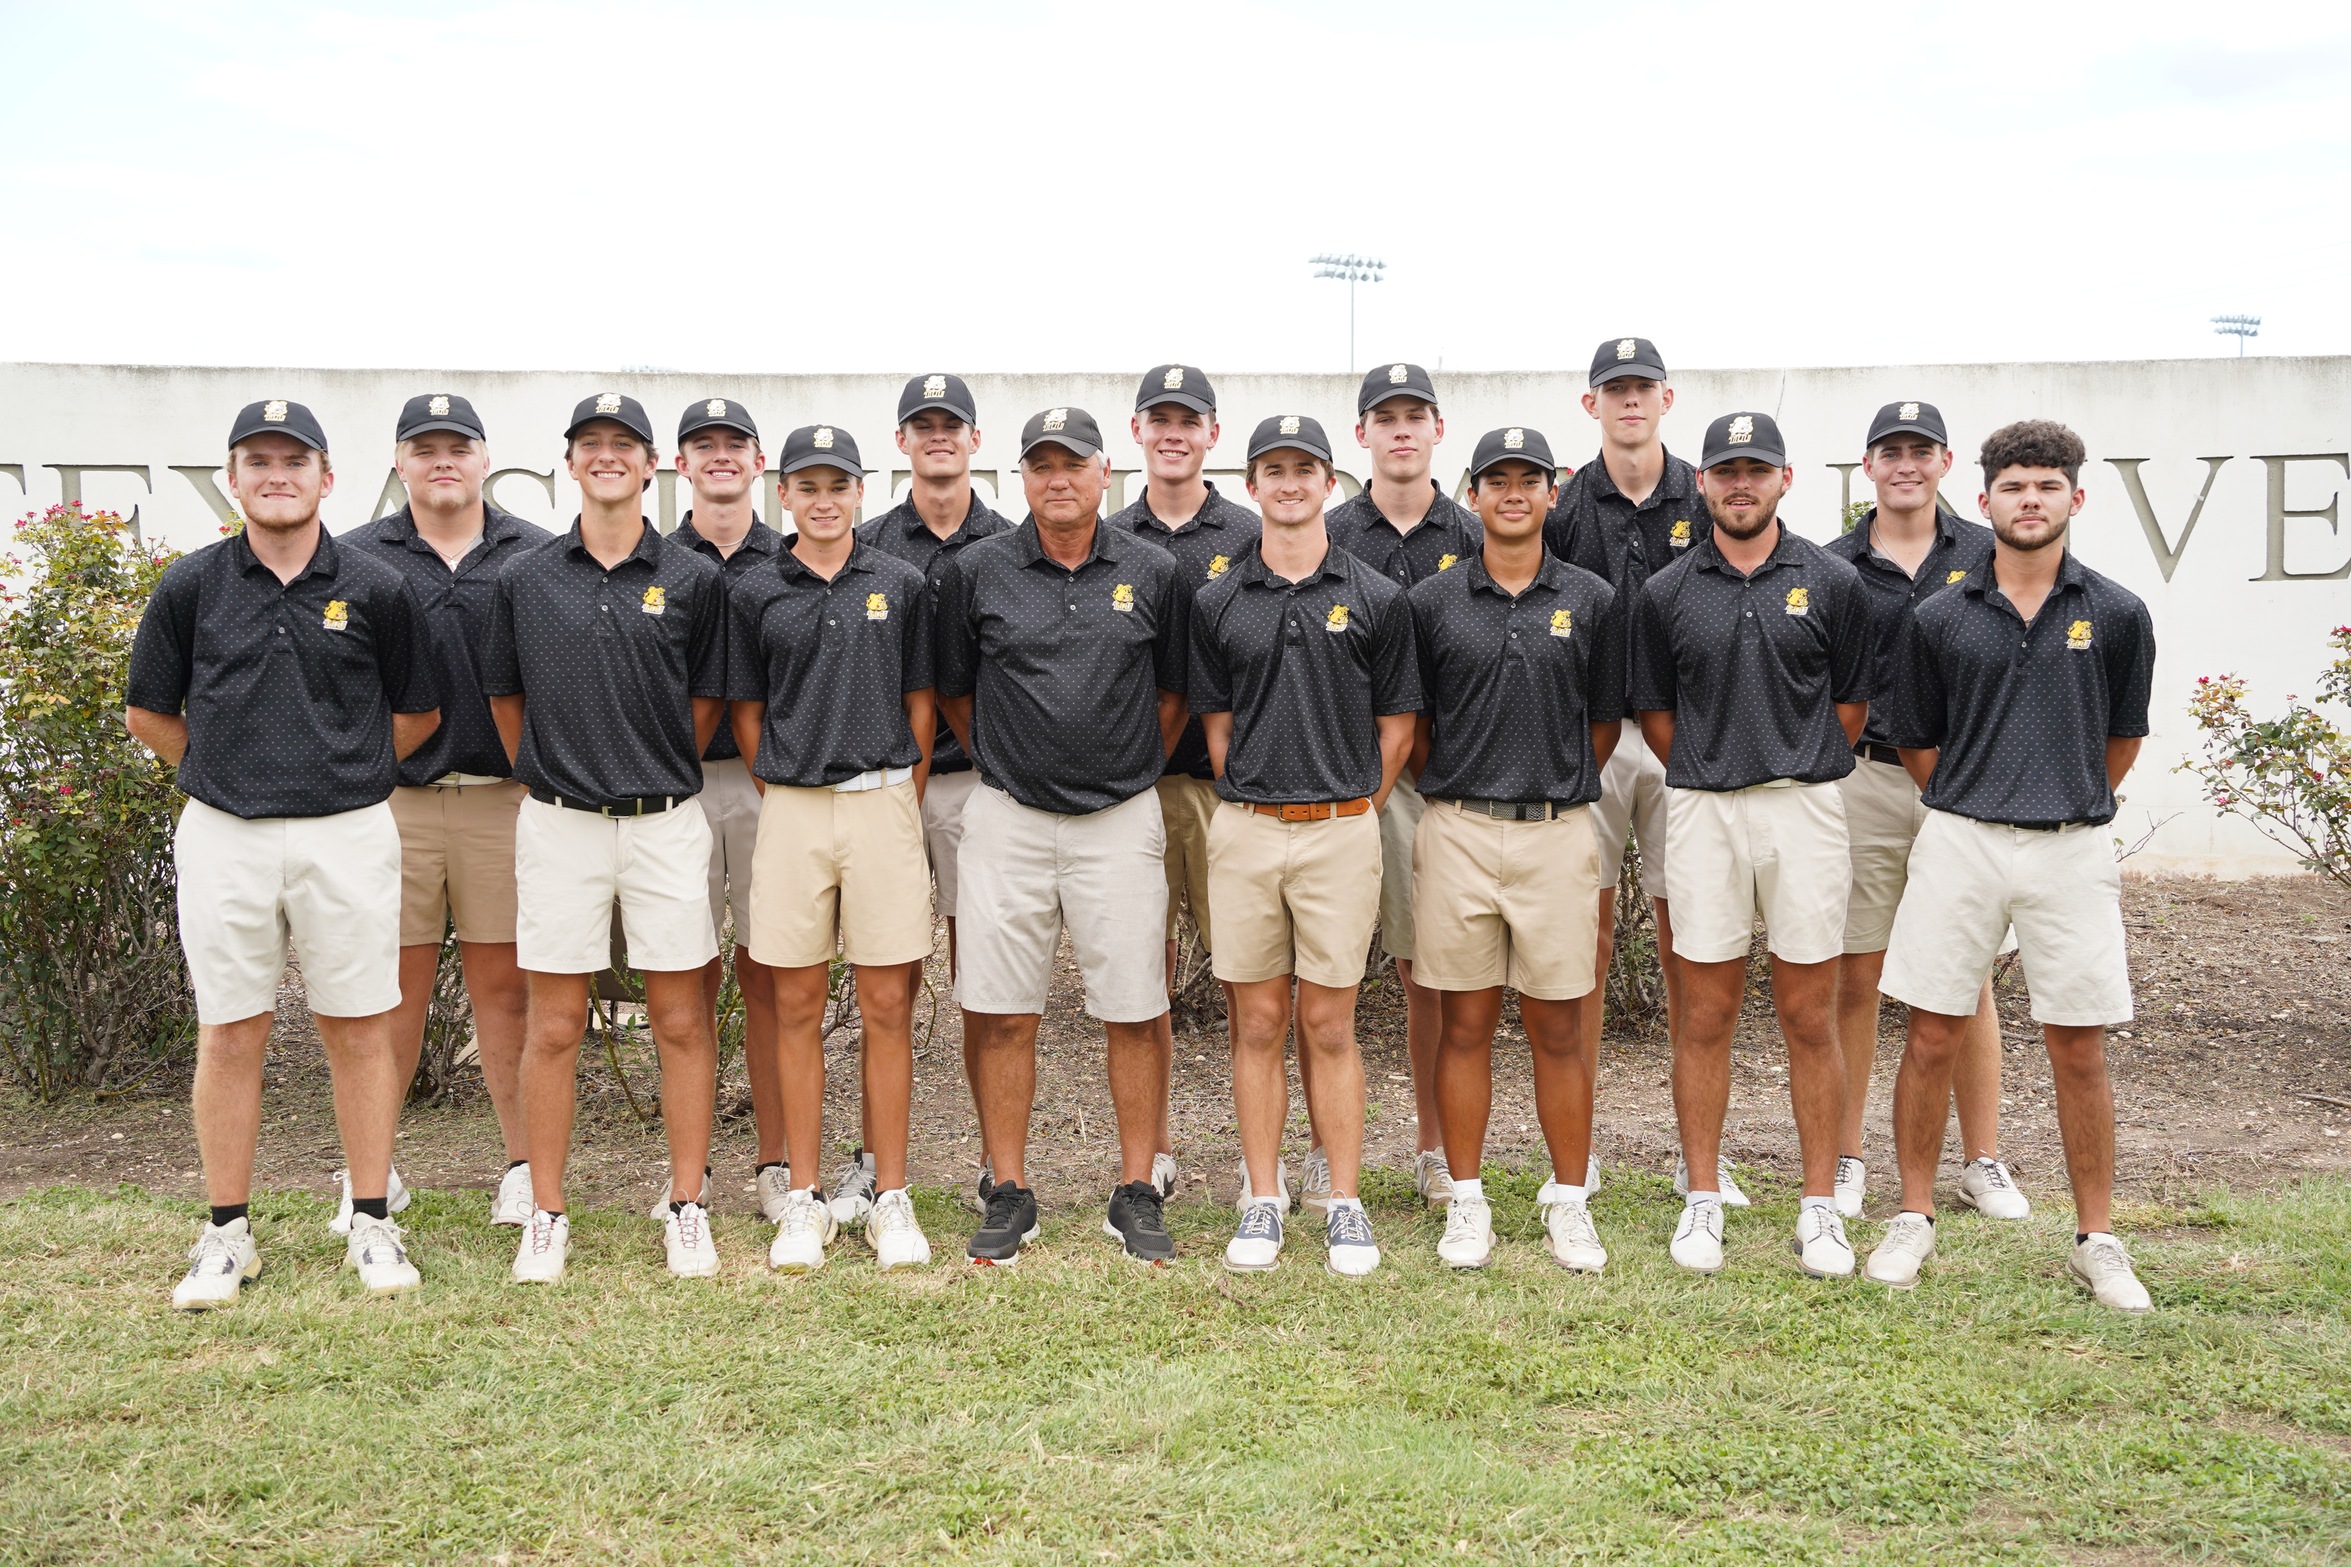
[1863,435,1952,516]
[1022,445,1109,526]
[1982,464,2081,553]
[1698,456,1791,541]
[1245,449,1336,528]
[1472,459,1557,546]
[1356,398,1442,484]
[396,431,484,517]
[676,428,764,505]
[1580,377,1671,451]
[896,409,979,482]
[565,421,655,506]
[227,433,333,533]
[784,465,862,544]
[1131,402,1217,485]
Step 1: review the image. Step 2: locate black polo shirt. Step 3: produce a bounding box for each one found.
[854,488,1014,776]
[1107,481,1263,781]
[353,502,553,785]
[479,519,727,804]
[126,526,441,820]
[1882,551,2154,827]
[1189,541,1419,805]
[1629,524,1874,791]
[1409,553,1625,805]
[673,510,786,763]
[1543,448,1703,593]
[725,541,934,788]
[1824,503,1996,749]
[1326,483,1484,598]
[935,520,1187,816]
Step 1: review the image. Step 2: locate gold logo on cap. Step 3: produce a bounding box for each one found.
[1279,415,1300,436]
[1550,608,1572,638]
[595,393,622,415]
[813,427,835,449]
[1042,408,1068,432]
[706,399,729,419]
[262,400,288,423]
[1325,603,1351,632]
[1616,339,1638,360]
[923,374,947,399]
[1503,428,1525,450]
[1728,415,1755,445]
[2067,618,2094,650]
[1388,364,1408,384]
[1162,366,1185,390]
[427,395,450,417]
[1899,402,1920,421]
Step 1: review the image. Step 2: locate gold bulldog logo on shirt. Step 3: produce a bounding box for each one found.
[321,599,349,631]
[1947,568,1969,583]
[1437,553,1458,571]
[1784,586,1810,617]
[865,591,889,621]
[641,585,666,616]
[1206,554,1230,580]
[1550,608,1572,638]
[1670,518,1693,548]
[1325,603,1350,632]
[1112,582,1135,613]
[2067,618,2094,650]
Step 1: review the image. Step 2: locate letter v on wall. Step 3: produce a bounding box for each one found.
[2105,456,2228,582]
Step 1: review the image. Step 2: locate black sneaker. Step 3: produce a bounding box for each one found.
[1103,1180,1175,1265]
[967,1182,1038,1266]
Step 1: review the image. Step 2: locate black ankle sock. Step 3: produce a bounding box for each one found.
[1902,1210,1935,1226]
[210,1203,248,1229]
[756,1160,785,1174]
[352,1196,390,1221]
[2077,1232,2091,1245]
[506,1159,527,1173]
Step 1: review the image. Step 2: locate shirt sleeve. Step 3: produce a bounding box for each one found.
[1151,559,1189,695]
[723,581,768,704]
[685,569,727,700]
[478,567,522,697]
[123,565,197,715]
[1587,582,1628,725]
[933,553,978,699]
[1879,612,1946,749]
[1627,578,1677,711]
[2105,597,2156,738]
[901,570,936,693]
[1187,592,1232,716]
[1409,588,1441,717]
[1826,568,1875,706]
[1369,584,1422,716]
[377,577,442,714]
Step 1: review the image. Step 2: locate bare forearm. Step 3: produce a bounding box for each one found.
[941,694,973,758]
[1636,709,1675,769]
[1837,701,1867,746]
[488,694,524,766]
[1591,720,1619,771]
[906,690,936,801]
[729,702,765,789]
[1898,747,1938,792]
[1157,691,1186,759]
[691,697,724,757]
[1373,713,1414,811]
[2106,736,2142,791]
[124,707,188,767]
[392,708,440,760]
[1201,712,1231,778]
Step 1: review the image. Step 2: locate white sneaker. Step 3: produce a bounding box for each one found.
[1151,1151,1180,1199]
[491,1163,534,1227]
[172,1217,259,1310]
[1225,1198,1285,1272]
[1412,1150,1455,1208]
[1792,1204,1855,1277]
[2070,1233,2153,1313]
[1865,1211,1937,1288]
[346,1213,421,1297]
[1299,1148,1334,1214]
[768,1188,837,1273]
[1957,1157,2031,1221]
[1674,1153,1751,1208]
[1539,1184,1607,1273]
[511,1209,568,1284]
[663,1201,720,1278]
[829,1150,878,1228]
[868,1188,931,1270]
[756,1164,795,1224]
[1670,1199,1726,1273]
[329,1166,410,1235]
[1437,1197,1494,1270]
[1236,1157,1292,1213]
[1585,1152,1602,1192]
[1325,1203,1381,1277]
[1833,1156,1867,1220]
[648,1166,712,1224]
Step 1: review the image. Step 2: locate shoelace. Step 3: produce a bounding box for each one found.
[1836,1156,1864,1184]
[1442,1203,1486,1244]
[529,1214,559,1255]
[780,1195,825,1237]
[2081,1235,2132,1277]
[981,1187,1026,1234]
[673,1205,708,1250]
[1974,1159,2016,1191]
[1549,1203,1598,1246]
[1122,1184,1167,1234]
[836,1162,875,1200]
[188,1231,238,1273]
[1235,1202,1282,1243]
[352,1219,407,1265]
[1683,1200,1722,1240]
[1302,1152,1331,1192]
[1889,1212,1931,1249]
[1328,1206,1375,1249]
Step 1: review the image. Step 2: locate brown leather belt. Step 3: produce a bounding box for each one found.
[1244,798,1372,822]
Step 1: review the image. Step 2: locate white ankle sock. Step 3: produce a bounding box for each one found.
[1327,1195,1363,1212]
[1549,1183,1589,1207]
[1453,1178,1485,1203]
[1685,1190,1720,1208]
[1800,1195,1835,1215]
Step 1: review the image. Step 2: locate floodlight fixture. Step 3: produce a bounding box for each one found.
[2211,314,2260,356]
[1310,253,1386,373]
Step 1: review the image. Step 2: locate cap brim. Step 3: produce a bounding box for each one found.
[1245,441,1335,465]
[778,454,869,476]
[1471,455,1557,480]
[1701,447,1788,469]
[1019,434,1101,459]
[1866,422,1946,446]
[1358,388,1437,414]
[1590,363,1668,387]
[565,416,657,443]
[397,419,484,441]
[676,417,760,442]
[230,425,326,451]
[1136,392,1215,417]
[899,399,976,423]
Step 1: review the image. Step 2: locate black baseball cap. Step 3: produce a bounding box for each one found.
[396,392,483,442]
[1469,425,1558,480]
[565,392,657,446]
[1866,399,1949,448]
[678,397,758,443]
[899,373,977,425]
[1590,336,1668,386]
[1245,414,1334,466]
[1700,411,1789,469]
[1018,406,1105,460]
[228,398,327,451]
[776,424,869,477]
[1358,361,1438,414]
[1136,364,1215,416]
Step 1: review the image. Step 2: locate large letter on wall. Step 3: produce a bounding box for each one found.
[170,465,239,530]
[47,464,152,540]
[487,468,556,519]
[2105,456,2227,582]
[2253,453,2351,582]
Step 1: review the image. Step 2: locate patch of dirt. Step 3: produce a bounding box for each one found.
[4,874,2347,1218]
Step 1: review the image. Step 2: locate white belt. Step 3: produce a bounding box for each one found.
[1746,777,1800,791]
[432,771,509,787]
[833,766,914,794]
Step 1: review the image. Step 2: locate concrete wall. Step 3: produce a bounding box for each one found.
[6,357,2347,877]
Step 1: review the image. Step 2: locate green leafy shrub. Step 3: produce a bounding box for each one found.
[2181,625,2351,889]
[0,504,195,1097]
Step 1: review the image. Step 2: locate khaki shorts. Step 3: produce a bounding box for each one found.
[514,795,717,975]
[1156,774,1219,949]
[174,798,403,1024]
[1662,780,1849,966]
[954,783,1168,1022]
[1206,802,1382,988]
[1411,801,1604,1000]
[700,756,761,951]
[1838,757,1928,955]
[746,779,932,969]
[1882,809,2133,1026]
[1595,719,1669,891]
[390,779,523,946]
[923,769,981,918]
[1376,775,1426,961]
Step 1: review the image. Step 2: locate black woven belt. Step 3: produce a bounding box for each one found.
[1853,741,1904,767]
[530,789,681,818]
[1439,798,1580,822]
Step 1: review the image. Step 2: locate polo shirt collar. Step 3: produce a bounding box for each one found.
[675,511,781,557]
[1579,448,1692,506]
[379,501,531,549]
[1860,500,1964,563]
[776,536,875,584]
[562,516,662,567]
[1013,517,1127,571]
[1463,549,1566,599]
[1359,480,1453,534]
[895,487,992,540]
[1236,535,1356,590]
[230,522,340,585]
[1961,547,2088,600]
[1692,520,1802,577]
[1135,481,1244,536]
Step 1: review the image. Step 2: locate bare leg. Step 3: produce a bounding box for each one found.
[1671,957,1744,1194]
[1152,944,1177,1160]
[724,951,784,1168]
[643,968,716,1203]
[1522,995,1591,1185]
[1580,887,1616,1099]
[1396,958,1442,1157]
[521,972,590,1212]
[771,963,831,1191]
[852,961,919,1192]
[389,944,441,1095]
[1653,896,1685,1047]
[964,1010,1041,1190]
[1835,948,1888,1158]
[1105,1016,1169,1186]
[1229,978,1293,1199]
[1436,988,1504,1182]
[458,941,530,1161]
[311,1010,402,1203]
[1952,977,2005,1163]
[2045,1024,2116,1234]
[1294,982,1365,1198]
[1769,956,1846,1199]
[1891,1005,1970,1215]
[192,1013,275,1208]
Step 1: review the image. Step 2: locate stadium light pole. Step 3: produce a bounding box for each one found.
[1310,254,1385,373]
[2211,314,2260,356]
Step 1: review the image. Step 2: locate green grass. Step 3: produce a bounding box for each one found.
[5,1174,2348,1566]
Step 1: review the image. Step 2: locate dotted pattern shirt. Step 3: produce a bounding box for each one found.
[935,520,1188,817]
[126,526,441,820]
[673,510,785,762]
[1410,552,1626,805]
[354,502,553,784]
[479,519,727,805]
[1326,482,1484,604]
[725,540,933,788]
[1630,524,1874,791]
[1823,503,1996,749]
[1107,481,1262,781]
[1188,541,1420,805]
[1882,551,2154,827]
[855,488,1013,775]
[1543,449,1703,669]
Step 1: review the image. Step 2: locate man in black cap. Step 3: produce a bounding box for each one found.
[935,405,1189,1266]
[357,392,551,1236]
[667,396,793,1227]
[1822,400,2021,1225]
[1630,411,1872,1281]
[1320,360,1483,1214]
[127,398,442,1308]
[1409,427,1625,1275]
[1107,363,1262,1203]
[1193,413,1417,1277]
[1543,336,1702,1199]
[482,392,730,1285]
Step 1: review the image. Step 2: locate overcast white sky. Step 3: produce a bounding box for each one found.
[3,1,2346,376]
